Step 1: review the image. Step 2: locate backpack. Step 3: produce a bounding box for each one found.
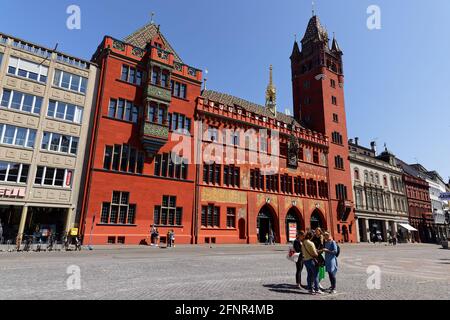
[335,243,341,258]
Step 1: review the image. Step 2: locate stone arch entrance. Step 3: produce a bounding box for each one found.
[310,209,326,231]
[285,207,304,243]
[257,204,277,243]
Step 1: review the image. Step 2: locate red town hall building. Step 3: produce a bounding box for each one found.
[80,15,356,245]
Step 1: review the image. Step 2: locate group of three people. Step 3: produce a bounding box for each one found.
[293,228,338,295]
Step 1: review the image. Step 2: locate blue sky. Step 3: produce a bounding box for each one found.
[1,0,449,181]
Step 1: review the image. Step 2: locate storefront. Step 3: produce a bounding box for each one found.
[0,204,70,244]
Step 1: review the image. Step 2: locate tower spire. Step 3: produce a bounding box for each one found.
[269,65,273,87]
[150,12,155,24]
[312,1,315,16]
[265,65,277,116]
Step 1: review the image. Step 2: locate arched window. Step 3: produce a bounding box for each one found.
[364,171,369,182]
[354,169,360,180]
[375,174,380,185]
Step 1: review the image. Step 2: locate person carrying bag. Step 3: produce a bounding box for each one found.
[301,231,322,294]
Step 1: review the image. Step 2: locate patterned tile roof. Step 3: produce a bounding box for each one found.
[201,90,302,128]
[124,23,183,63]
[302,15,329,44]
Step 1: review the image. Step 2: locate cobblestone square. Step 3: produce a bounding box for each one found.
[0,243,449,300]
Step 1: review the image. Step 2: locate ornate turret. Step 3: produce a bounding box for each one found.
[265,65,277,116]
[331,33,342,54]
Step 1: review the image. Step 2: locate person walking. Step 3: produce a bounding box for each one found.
[167,230,172,248]
[293,231,305,289]
[265,233,269,245]
[301,231,321,295]
[171,230,175,247]
[322,232,338,294]
[269,231,275,245]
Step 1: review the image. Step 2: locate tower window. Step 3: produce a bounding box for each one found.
[333,113,339,123]
[334,156,344,169]
[332,132,343,145]
[304,97,312,105]
[303,80,310,89]
[335,184,348,200]
[332,96,337,105]
[330,79,336,88]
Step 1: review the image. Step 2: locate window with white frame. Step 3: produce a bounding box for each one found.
[0,161,29,184]
[41,132,79,155]
[0,124,36,148]
[47,100,83,124]
[53,69,88,94]
[34,166,73,188]
[1,89,42,115]
[7,56,48,83]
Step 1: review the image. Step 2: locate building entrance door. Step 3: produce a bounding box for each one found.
[285,208,303,243]
[257,205,275,243]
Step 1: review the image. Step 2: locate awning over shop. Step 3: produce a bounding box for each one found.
[398,223,418,232]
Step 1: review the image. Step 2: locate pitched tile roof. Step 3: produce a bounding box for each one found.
[124,23,183,63]
[201,90,302,127]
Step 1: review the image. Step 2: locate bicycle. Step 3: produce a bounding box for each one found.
[22,235,32,252]
[47,234,55,251]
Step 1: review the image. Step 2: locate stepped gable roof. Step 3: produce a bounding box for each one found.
[124,23,183,63]
[201,90,302,128]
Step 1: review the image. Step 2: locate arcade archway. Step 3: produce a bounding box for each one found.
[257,205,277,243]
[310,209,326,231]
[285,207,304,243]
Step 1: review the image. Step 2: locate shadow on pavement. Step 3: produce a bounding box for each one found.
[263,283,310,295]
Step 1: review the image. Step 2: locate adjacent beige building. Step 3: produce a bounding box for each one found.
[348,139,410,243]
[0,33,98,244]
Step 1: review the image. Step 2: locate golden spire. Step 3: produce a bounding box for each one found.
[269,65,273,87]
[265,65,276,116]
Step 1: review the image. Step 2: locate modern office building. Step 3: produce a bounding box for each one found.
[0,32,98,244]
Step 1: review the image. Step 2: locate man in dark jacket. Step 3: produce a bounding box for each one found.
[293,231,305,289]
